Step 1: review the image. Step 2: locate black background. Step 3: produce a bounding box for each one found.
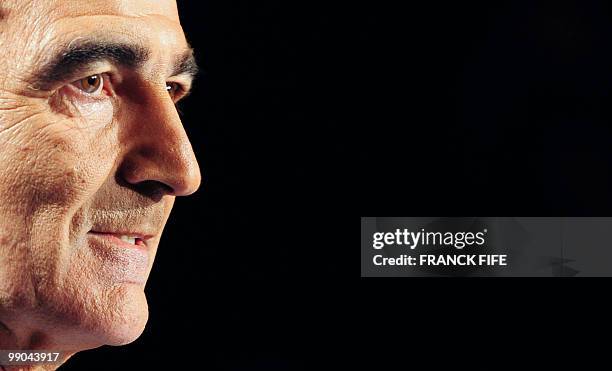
[62,0,612,369]
[360,0,612,215]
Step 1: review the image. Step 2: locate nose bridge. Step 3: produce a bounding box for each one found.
[122,89,201,196]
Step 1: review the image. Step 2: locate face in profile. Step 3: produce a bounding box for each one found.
[0,0,201,365]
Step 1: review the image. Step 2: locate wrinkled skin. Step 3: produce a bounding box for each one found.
[0,0,201,369]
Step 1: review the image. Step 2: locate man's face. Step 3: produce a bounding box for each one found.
[0,0,200,349]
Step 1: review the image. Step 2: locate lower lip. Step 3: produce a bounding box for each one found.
[86,232,150,285]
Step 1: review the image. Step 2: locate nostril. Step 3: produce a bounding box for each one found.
[117,172,173,201]
[134,180,174,199]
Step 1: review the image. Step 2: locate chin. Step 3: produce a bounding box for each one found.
[98,286,150,346]
[33,282,151,350]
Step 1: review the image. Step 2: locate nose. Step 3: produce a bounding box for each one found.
[119,88,202,197]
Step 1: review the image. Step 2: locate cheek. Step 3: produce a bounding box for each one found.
[74,98,115,126]
[24,100,117,207]
[0,101,120,325]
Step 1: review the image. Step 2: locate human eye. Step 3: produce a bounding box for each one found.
[51,72,115,117]
[165,81,190,102]
[70,74,106,95]
[56,72,114,105]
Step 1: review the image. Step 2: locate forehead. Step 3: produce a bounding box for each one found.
[18,0,180,20]
[8,0,185,57]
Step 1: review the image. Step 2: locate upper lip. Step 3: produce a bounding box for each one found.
[88,207,166,243]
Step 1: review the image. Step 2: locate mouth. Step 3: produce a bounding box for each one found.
[87,231,153,248]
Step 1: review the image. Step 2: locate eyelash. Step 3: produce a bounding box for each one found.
[166,81,187,102]
[66,74,188,103]
[65,73,113,100]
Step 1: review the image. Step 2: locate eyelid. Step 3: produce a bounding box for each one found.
[166,79,193,102]
[62,72,114,101]
[61,59,113,82]
[168,72,194,86]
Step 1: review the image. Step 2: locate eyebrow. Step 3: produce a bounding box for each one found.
[173,49,199,78]
[29,39,199,90]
